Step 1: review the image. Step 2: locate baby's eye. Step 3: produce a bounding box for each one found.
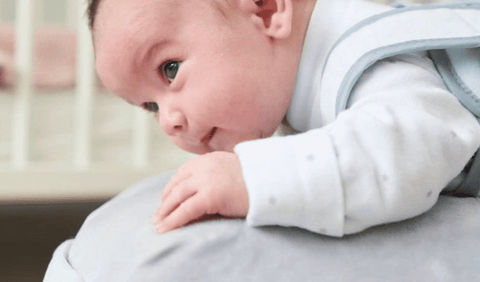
[141,102,159,113]
[162,61,181,83]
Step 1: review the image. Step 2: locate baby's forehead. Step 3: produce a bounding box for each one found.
[95,0,228,31]
[96,0,177,27]
[94,0,230,50]
[94,0,180,46]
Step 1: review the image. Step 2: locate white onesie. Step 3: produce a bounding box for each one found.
[235,0,480,237]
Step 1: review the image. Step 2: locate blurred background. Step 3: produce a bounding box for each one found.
[0,0,452,281]
[0,0,193,281]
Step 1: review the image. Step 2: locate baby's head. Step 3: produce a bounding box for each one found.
[89,0,314,154]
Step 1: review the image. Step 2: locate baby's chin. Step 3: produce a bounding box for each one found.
[181,142,237,155]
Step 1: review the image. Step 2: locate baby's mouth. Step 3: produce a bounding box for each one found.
[201,127,217,144]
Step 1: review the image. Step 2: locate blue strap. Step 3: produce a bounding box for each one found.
[328,1,480,116]
[325,1,480,197]
[430,49,480,119]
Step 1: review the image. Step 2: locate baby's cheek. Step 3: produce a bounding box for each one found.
[221,131,261,151]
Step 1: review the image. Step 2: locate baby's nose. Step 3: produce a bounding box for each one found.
[158,108,187,136]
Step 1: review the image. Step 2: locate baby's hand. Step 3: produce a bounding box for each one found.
[153,151,249,233]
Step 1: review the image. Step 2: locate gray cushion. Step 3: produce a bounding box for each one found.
[44,172,480,282]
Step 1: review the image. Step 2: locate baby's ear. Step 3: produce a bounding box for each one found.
[239,0,293,39]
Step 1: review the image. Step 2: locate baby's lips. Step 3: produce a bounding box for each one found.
[200,127,217,144]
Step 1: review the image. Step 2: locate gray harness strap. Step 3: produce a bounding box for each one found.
[322,1,480,196]
[448,151,480,197]
[431,48,480,197]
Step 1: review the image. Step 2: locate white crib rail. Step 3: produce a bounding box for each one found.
[12,0,35,168]
[74,0,95,169]
[0,0,192,201]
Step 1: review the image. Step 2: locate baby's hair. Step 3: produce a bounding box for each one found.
[87,0,101,30]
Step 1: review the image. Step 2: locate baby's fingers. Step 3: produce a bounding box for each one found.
[161,171,191,202]
[156,184,196,221]
[156,195,207,233]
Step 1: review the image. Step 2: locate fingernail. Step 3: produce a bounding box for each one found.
[156,223,166,233]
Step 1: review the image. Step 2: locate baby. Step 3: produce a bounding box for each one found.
[89,0,480,237]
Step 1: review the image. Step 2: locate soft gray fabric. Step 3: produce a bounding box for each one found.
[44,172,480,282]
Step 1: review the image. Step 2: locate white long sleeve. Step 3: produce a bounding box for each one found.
[235,53,480,237]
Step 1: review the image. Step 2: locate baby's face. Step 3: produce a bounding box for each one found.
[94,0,295,154]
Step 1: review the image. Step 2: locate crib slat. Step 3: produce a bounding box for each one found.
[133,108,151,168]
[12,0,35,168]
[74,0,95,169]
[65,0,77,28]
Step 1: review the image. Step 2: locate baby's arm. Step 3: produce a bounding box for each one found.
[154,151,249,233]
[236,52,480,236]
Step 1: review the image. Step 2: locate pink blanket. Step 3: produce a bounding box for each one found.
[0,24,77,88]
